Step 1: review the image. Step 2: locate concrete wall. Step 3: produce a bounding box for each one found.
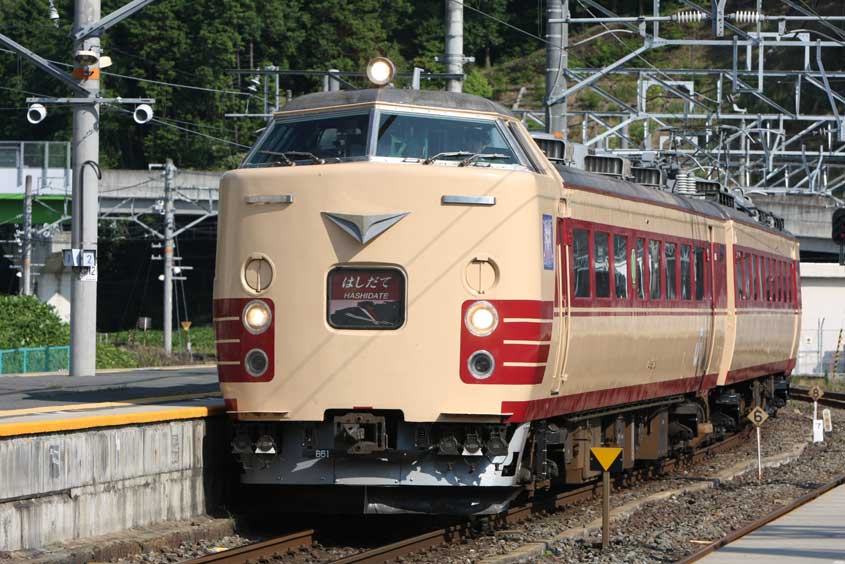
[796,262,845,375]
[0,417,230,551]
[749,193,841,255]
[33,231,72,322]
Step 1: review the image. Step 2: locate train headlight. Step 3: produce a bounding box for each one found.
[245,348,269,377]
[242,300,272,334]
[468,350,495,380]
[366,57,396,86]
[465,301,498,337]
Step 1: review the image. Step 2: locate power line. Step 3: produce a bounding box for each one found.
[111,106,250,149]
[1,48,255,99]
[449,0,550,45]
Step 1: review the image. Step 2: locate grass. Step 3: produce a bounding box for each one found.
[791,376,845,392]
[96,325,215,369]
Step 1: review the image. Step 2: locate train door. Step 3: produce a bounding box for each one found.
[698,225,718,392]
[549,204,571,395]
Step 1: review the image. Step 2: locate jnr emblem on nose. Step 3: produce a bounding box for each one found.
[323,212,410,244]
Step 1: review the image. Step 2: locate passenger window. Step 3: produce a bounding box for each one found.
[736,252,743,300]
[636,239,645,299]
[695,248,705,300]
[763,259,770,301]
[680,245,692,300]
[757,256,763,302]
[743,252,751,301]
[788,263,793,303]
[594,232,611,298]
[614,235,628,299]
[751,255,758,301]
[664,243,677,300]
[648,240,661,299]
[780,262,786,303]
[573,229,590,298]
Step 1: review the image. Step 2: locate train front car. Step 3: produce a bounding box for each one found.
[213,88,561,514]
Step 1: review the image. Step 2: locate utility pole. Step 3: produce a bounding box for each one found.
[546,0,567,136]
[70,0,101,377]
[445,0,464,93]
[1,0,157,376]
[163,158,176,356]
[21,175,33,296]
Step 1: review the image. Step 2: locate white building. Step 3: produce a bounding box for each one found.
[797,262,845,376]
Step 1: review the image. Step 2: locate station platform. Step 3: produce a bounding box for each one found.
[699,484,845,563]
[0,365,230,552]
[0,365,222,436]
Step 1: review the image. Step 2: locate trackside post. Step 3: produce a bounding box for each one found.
[747,406,768,480]
[590,447,623,550]
[809,385,825,443]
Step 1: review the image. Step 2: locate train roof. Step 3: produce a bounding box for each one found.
[279,88,513,117]
[557,166,796,241]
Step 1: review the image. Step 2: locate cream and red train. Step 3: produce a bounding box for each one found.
[213,84,800,514]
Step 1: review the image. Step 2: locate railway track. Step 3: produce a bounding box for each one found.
[174,529,314,563]
[177,429,752,564]
[674,474,845,563]
[791,386,845,409]
[173,390,835,564]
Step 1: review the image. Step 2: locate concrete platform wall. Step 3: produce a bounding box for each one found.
[0,417,231,551]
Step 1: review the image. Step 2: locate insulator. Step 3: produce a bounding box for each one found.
[731,11,762,24]
[673,10,707,24]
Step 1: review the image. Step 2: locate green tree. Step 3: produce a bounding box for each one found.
[464,67,493,97]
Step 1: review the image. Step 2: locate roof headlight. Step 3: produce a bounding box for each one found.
[243,300,272,334]
[366,57,396,87]
[465,301,498,337]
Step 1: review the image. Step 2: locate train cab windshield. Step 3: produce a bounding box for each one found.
[243,109,523,168]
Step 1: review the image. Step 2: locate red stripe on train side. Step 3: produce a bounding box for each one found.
[501,357,795,423]
[502,372,721,422]
[725,359,794,385]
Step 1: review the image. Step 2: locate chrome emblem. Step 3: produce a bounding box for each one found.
[324,212,410,244]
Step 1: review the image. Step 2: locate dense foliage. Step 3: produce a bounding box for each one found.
[0,295,69,349]
[0,0,548,169]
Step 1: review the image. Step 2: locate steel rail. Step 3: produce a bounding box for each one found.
[177,529,313,563]
[674,475,845,563]
[791,387,845,409]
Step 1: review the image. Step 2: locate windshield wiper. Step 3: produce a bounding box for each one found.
[258,150,326,166]
[257,150,294,167]
[458,153,510,167]
[422,151,474,165]
[282,151,326,164]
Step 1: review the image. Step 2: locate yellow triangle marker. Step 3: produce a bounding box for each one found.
[591,447,623,472]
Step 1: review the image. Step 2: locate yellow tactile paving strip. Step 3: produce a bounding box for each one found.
[0,392,221,417]
[0,393,225,437]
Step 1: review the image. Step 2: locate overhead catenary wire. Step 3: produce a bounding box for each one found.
[110,105,251,149]
[448,0,551,45]
[0,48,257,99]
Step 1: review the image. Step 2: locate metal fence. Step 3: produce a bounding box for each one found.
[0,346,70,375]
[797,328,845,377]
